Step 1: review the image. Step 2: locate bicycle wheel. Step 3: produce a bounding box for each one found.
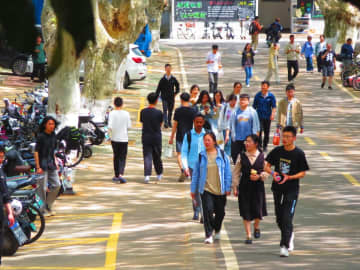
[352,75,360,90]
[23,205,45,245]
[65,143,85,168]
[341,70,352,82]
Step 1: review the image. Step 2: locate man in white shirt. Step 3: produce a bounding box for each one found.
[108,97,132,184]
[206,44,222,93]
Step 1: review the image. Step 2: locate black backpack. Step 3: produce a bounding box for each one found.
[186,129,211,152]
[249,22,257,35]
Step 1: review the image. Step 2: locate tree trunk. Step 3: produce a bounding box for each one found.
[148,1,166,53]
[42,0,81,128]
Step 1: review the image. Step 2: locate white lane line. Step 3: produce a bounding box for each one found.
[175,47,189,92]
[220,224,239,270]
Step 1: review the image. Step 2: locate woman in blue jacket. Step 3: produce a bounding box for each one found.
[191,131,232,244]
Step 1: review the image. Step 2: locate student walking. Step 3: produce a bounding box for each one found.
[211,90,225,134]
[250,16,263,53]
[218,94,237,156]
[265,126,309,257]
[156,63,180,128]
[277,84,304,134]
[140,93,164,184]
[341,38,354,72]
[31,35,46,83]
[285,35,301,82]
[169,93,196,182]
[265,43,280,84]
[34,116,61,217]
[232,81,243,102]
[196,90,214,130]
[189,84,200,107]
[191,132,232,244]
[314,35,327,72]
[108,97,132,184]
[226,94,260,164]
[232,135,268,244]
[321,44,337,90]
[242,43,255,87]
[301,36,314,72]
[253,81,277,152]
[206,45,222,93]
[182,114,207,221]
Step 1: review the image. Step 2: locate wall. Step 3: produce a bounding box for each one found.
[258,0,291,31]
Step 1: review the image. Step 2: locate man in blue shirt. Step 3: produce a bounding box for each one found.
[341,38,354,71]
[225,93,260,164]
[301,36,314,72]
[181,113,206,221]
[253,81,277,152]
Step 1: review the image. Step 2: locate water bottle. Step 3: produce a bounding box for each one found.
[273,129,280,146]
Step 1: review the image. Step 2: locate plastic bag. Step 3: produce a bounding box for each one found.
[164,144,173,158]
[218,68,224,78]
[214,129,224,150]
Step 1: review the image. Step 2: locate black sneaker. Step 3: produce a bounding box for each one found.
[321,83,325,88]
[254,229,261,239]
[328,86,333,90]
[245,237,252,244]
[164,124,168,129]
[192,212,199,221]
[200,217,204,224]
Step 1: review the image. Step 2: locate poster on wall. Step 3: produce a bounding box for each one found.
[174,0,256,21]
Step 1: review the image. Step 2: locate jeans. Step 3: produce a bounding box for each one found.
[259,118,271,150]
[287,60,299,82]
[143,142,163,176]
[31,63,46,82]
[223,130,231,157]
[38,169,61,211]
[189,168,202,217]
[245,66,253,85]
[111,141,128,177]
[208,72,218,93]
[231,140,245,164]
[316,55,323,72]
[162,99,174,127]
[306,56,313,71]
[201,191,227,238]
[273,190,298,248]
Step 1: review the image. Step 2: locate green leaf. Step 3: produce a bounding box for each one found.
[50,0,95,58]
[0,0,38,53]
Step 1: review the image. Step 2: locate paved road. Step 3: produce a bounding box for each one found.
[1,40,360,270]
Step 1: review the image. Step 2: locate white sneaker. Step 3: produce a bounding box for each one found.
[214,232,221,240]
[204,236,213,244]
[144,176,150,184]
[157,174,163,181]
[288,232,295,252]
[246,84,250,88]
[280,246,289,257]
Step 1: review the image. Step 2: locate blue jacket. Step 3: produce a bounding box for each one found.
[135,24,152,57]
[181,128,206,170]
[341,43,354,60]
[253,91,277,120]
[301,41,314,57]
[191,148,232,195]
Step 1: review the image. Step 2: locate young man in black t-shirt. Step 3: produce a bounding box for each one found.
[265,126,309,257]
[140,92,164,184]
[169,93,196,182]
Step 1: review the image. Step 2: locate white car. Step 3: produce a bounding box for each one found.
[79,44,147,90]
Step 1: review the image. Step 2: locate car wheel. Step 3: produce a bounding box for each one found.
[123,72,130,89]
[12,58,27,76]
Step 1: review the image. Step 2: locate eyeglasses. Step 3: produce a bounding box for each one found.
[282,135,294,139]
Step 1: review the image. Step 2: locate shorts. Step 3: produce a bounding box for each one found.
[322,65,334,77]
[176,140,183,153]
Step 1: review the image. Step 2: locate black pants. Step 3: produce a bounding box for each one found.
[316,56,323,72]
[231,140,245,164]
[287,60,299,82]
[259,118,271,150]
[201,191,227,238]
[162,99,174,127]
[208,72,218,93]
[111,141,128,177]
[31,63,46,82]
[0,206,3,264]
[143,142,163,176]
[273,190,298,248]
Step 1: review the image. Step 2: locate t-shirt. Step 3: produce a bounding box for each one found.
[266,146,309,193]
[323,51,336,67]
[207,51,221,73]
[35,132,57,171]
[108,110,132,142]
[205,152,221,195]
[140,107,163,144]
[173,106,196,143]
[34,43,46,64]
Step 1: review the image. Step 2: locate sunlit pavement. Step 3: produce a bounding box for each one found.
[1,40,360,269]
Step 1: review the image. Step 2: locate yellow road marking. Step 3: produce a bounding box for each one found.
[105,213,123,270]
[254,75,260,81]
[220,224,239,270]
[136,97,145,127]
[333,80,360,101]
[342,173,360,186]
[304,137,316,146]
[38,237,109,242]
[2,267,105,270]
[320,152,334,162]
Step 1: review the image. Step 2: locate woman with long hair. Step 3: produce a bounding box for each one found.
[34,116,61,217]
[196,90,214,130]
[191,131,232,244]
[218,94,237,156]
[241,43,255,87]
[189,84,200,107]
[232,134,268,244]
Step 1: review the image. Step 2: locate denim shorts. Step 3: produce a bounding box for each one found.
[322,65,334,77]
[176,140,183,153]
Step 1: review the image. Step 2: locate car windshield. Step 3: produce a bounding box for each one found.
[132,47,143,57]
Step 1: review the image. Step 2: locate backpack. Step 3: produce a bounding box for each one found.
[249,22,257,35]
[57,126,83,150]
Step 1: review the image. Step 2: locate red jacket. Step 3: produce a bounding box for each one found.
[252,21,262,35]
